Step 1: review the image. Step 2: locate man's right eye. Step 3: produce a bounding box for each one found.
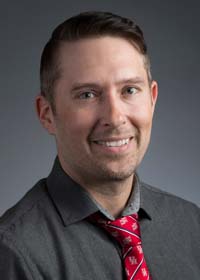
[79,91,95,99]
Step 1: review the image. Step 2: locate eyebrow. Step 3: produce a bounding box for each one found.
[70,77,145,92]
[71,83,101,92]
[115,77,145,86]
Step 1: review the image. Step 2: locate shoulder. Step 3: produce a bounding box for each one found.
[0,178,53,243]
[141,181,199,209]
[140,181,200,228]
[0,179,53,278]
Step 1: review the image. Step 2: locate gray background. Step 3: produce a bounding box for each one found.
[1,0,199,215]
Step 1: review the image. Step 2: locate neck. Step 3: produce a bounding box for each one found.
[58,155,134,218]
[83,176,134,218]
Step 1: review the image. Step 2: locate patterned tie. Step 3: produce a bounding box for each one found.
[91,212,151,280]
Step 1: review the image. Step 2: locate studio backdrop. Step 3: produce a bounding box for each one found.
[0,0,199,215]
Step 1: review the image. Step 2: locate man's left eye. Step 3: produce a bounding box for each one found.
[125,87,138,95]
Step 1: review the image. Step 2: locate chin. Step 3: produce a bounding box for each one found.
[97,165,136,182]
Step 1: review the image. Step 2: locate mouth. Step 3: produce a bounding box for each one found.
[93,137,133,147]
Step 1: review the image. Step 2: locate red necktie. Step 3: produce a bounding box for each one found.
[91,213,151,280]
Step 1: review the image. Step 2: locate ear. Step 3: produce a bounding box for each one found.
[35,94,56,135]
[150,80,158,113]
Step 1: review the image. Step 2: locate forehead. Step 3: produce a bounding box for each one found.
[57,36,148,84]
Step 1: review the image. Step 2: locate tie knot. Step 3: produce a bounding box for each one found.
[91,213,141,249]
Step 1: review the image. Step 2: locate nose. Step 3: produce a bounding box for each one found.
[99,91,126,128]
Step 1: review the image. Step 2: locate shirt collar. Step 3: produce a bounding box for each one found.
[139,182,158,221]
[122,173,140,217]
[46,157,152,225]
[47,157,98,226]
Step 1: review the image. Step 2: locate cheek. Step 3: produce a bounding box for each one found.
[130,103,153,129]
[60,109,97,136]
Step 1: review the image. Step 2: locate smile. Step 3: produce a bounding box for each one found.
[95,138,130,147]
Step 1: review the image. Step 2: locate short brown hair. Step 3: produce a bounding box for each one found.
[40,11,151,112]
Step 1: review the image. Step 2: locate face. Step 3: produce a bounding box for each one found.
[37,36,158,187]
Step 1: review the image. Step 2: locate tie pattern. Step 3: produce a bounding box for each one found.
[91,213,151,280]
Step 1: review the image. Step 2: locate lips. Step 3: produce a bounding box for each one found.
[92,136,134,148]
[95,138,130,147]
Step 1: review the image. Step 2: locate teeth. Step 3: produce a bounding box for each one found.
[97,138,129,147]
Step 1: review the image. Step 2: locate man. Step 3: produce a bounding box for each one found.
[0,11,199,280]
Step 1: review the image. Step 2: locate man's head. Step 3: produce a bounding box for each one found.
[40,11,152,114]
[36,11,158,188]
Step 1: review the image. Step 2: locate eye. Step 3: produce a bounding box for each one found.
[79,91,95,99]
[124,87,138,95]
